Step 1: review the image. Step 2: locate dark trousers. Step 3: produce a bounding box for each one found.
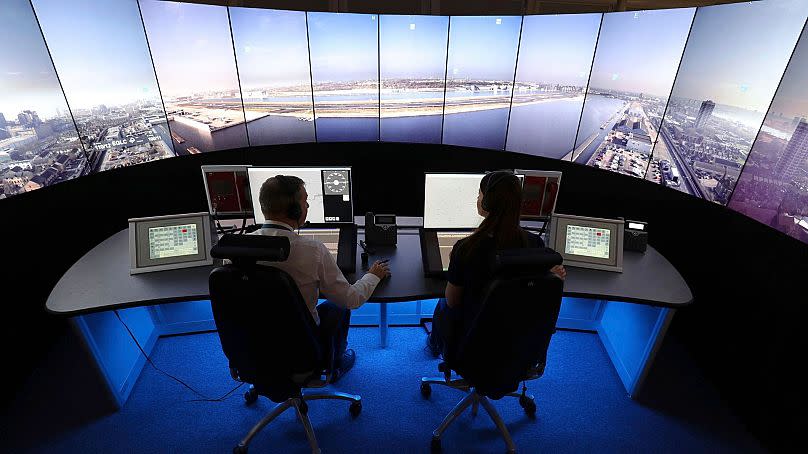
[316,301,351,364]
[429,298,460,360]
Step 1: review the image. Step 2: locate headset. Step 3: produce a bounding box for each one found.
[273,175,304,226]
[481,170,517,212]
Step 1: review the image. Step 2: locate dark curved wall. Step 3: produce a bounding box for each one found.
[2,143,806,449]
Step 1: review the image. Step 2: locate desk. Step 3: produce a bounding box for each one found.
[47,219,691,405]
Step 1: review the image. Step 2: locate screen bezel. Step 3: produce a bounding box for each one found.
[201,165,253,218]
[247,166,355,227]
[129,212,214,274]
[550,213,624,272]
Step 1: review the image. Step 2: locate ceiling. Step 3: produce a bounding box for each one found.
[176,0,749,14]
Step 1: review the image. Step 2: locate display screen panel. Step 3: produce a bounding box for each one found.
[424,173,485,229]
[520,173,561,219]
[442,16,522,150]
[379,15,449,144]
[247,167,353,224]
[230,7,315,146]
[506,13,601,159]
[647,0,808,205]
[573,8,695,180]
[32,0,175,173]
[565,225,610,259]
[149,223,199,259]
[308,12,379,142]
[140,0,248,154]
[0,0,87,199]
[203,167,252,216]
[729,26,808,244]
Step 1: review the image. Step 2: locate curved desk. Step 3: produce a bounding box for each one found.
[47,220,691,405]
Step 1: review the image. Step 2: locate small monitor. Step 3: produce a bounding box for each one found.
[516,170,562,220]
[247,167,354,225]
[549,213,624,272]
[201,165,253,217]
[129,212,214,274]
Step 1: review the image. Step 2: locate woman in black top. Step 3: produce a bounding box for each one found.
[427,171,566,358]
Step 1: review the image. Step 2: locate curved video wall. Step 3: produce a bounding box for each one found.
[1,0,807,244]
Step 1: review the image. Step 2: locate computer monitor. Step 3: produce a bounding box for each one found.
[201,165,253,218]
[129,212,214,275]
[247,167,354,225]
[423,173,486,229]
[549,213,624,272]
[517,170,562,220]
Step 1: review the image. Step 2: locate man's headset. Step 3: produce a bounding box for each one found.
[480,170,518,212]
[272,175,304,226]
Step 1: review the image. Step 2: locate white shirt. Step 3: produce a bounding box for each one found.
[251,221,381,325]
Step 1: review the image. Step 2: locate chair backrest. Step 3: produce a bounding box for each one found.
[454,247,564,399]
[208,234,322,402]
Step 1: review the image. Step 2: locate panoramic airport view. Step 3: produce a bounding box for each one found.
[646,0,808,205]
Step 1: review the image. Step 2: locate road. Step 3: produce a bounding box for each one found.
[659,127,704,199]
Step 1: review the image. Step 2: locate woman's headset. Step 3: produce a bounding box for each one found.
[481,170,517,212]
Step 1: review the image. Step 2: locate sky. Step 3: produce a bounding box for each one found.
[229,7,311,90]
[32,0,162,109]
[446,15,522,82]
[308,12,378,84]
[587,8,695,98]
[0,0,71,120]
[514,13,601,86]
[139,0,241,98]
[379,15,449,80]
[671,0,808,111]
[767,26,808,120]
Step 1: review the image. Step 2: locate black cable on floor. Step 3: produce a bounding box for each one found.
[114,310,245,402]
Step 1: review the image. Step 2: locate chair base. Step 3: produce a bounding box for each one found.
[235,389,361,454]
[421,376,538,453]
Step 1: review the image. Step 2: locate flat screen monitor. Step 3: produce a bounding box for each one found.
[549,213,624,272]
[517,170,562,219]
[201,165,253,217]
[129,212,214,274]
[247,167,354,225]
[424,173,486,229]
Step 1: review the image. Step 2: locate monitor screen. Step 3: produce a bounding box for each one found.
[148,224,199,260]
[437,232,469,270]
[308,12,379,142]
[645,0,808,205]
[564,225,611,259]
[550,213,624,272]
[129,212,213,274]
[202,165,253,216]
[424,173,485,229]
[573,8,695,178]
[517,170,562,219]
[248,167,353,224]
[139,0,249,154]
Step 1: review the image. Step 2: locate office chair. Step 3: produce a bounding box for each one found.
[420,248,564,453]
[209,234,361,454]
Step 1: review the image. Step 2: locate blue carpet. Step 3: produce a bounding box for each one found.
[7,328,763,453]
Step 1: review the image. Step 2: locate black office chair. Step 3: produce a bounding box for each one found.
[419,248,564,453]
[209,234,361,454]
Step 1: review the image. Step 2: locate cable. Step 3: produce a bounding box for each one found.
[113,310,245,402]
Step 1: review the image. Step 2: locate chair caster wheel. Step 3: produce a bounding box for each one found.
[233,443,248,454]
[420,382,432,398]
[519,395,536,417]
[244,388,258,405]
[430,436,442,452]
[349,401,362,418]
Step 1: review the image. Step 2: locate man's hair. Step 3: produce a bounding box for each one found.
[259,175,305,218]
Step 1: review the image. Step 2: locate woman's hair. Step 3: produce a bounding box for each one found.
[456,171,527,259]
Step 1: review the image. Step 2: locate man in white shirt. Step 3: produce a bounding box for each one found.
[252,175,390,381]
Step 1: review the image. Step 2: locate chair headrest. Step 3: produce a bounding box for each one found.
[211,234,290,262]
[494,247,562,273]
